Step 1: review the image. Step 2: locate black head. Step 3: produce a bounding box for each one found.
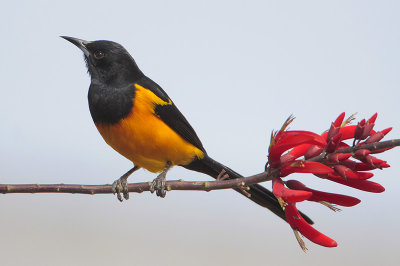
[61,36,143,87]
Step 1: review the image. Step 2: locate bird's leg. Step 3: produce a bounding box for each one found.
[149,161,172,198]
[112,165,140,202]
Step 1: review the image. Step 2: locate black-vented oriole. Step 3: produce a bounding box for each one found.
[62,36,312,224]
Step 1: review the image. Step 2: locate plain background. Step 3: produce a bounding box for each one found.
[1,1,399,265]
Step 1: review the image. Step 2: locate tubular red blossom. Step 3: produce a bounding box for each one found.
[304,145,324,159]
[321,125,375,142]
[333,165,351,179]
[334,112,346,127]
[355,172,374,179]
[327,123,341,143]
[272,177,312,203]
[286,180,361,207]
[320,125,356,145]
[380,162,391,167]
[354,149,371,159]
[285,204,338,248]
[326,132,342,153]
[333,165,374,180]
[341,160,367,170]
[337,125,357,140]
[359,113,378,140]
[368,113,378,124]
[279,153,298,165]
[327,153,352,163]
[352,151,388,169]
[361,123,375,140]
[317,173,385,193]
[269,131,326,167]
[280,161,334,177]
[380,127,393,136]
[354,119,366,140]
[361,155,387,169]
[365,127,392,144]
[266,112,394,250]
[333,165,370,180]
[287,144,314,159]
[325,113,345,148]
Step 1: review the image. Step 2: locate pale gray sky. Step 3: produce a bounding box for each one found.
[1,1,399,265]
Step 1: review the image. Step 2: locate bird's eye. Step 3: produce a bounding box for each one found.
[93,50,105,59]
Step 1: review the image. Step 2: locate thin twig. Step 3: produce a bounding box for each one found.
[309,139,400,162]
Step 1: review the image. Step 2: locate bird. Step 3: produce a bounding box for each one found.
[61,36,313,224]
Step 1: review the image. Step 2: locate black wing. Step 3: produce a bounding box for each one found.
[136,76,206,153]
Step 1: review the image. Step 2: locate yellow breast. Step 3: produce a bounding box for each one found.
[95,84,204,173]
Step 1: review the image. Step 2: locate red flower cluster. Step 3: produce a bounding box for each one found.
[267,113,392,250]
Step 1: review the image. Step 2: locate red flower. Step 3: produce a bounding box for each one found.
[317,173,385,193]
[285,204,337,249]
[268,131,326,167]
[365,127,392,144]
[279,161,333,177]
[285,180,361,207]
[272,177,311,203]
[266,112,394,250]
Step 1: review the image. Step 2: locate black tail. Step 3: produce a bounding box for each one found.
[183,156,313,224]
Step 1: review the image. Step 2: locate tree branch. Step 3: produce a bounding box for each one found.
[1,139,399,195]
[0,171,271,195]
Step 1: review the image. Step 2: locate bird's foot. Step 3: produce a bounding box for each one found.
[112,177,129,202]
[149,173,167,198]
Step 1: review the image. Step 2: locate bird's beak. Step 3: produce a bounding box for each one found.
[61,36,90,57]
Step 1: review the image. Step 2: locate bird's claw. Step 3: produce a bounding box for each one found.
[149,175,167,198]
[112,177,129,202]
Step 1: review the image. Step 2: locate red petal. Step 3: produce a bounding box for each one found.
[269,131,326,167]
[288,144,313,158]
[363,155,387,169]
[327,123,341,143]
[353,149,371,159]
[333,165,363,180]
[304,145,324,159]
[354,119,366,140]
[365,127,392,144]
[317,174,385,193]
[326,132,342,153]
[339,125,357,140]
[333,165,373,179]
[361,123,375,140]
[367,113,378,124]
[279,153,297,165]
[381,127,393,136]
[285,204,337,247]
[328,153,352,163]
[342,160,378,171]
[272,177,312,203]
[286,180,361,207]
[359,114,377,139]
[280,161,334,177]
[333,112,346,127]
[321,125,352,141]
[354,172,374,180]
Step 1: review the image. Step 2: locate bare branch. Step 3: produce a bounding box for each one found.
[0,172,272,195]
[1,139,399,196]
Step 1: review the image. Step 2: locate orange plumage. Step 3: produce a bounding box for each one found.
[95,84,204,173]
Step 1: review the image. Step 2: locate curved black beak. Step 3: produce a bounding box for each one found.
[61,36,90,57]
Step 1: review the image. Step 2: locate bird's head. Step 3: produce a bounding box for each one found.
[61,36,143,86]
